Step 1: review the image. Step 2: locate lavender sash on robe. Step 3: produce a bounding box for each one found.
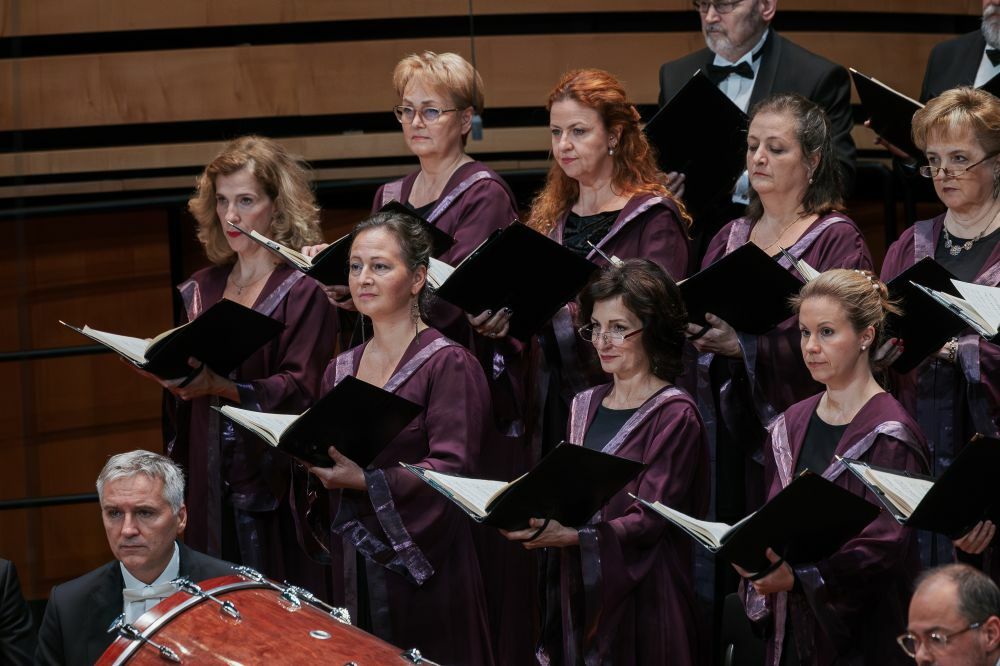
[330,337,458,586]
[747,413,922,666]
[175,270,303,555]
[381,170,498,223]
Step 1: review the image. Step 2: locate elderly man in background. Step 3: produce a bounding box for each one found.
[657,0,856,257]
[922,0,1000,102]
[902,563,1000,665]
[35,450,232,666]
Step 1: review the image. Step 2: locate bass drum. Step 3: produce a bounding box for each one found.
[97,574,433,665]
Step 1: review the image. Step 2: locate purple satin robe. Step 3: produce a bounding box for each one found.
[319,328,495,666]
[375,162,535,662]
[537,383,710,666]
[167,263,338,594]
[881,213,1000,570]
[747,392,929,666]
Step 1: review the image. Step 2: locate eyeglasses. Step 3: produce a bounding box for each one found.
[919,153,998,179]
[692,0,746,14]
[578,324,644,346]
[896,622,983,657]
[393,105,459,124]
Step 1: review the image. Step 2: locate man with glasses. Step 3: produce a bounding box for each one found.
[922,1,1000,102]
[903,564,1000,665]
[657,0,856,253]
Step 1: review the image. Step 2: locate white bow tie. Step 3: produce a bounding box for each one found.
[122,582,176,623]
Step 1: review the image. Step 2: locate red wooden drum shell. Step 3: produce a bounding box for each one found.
[97,575,416,665]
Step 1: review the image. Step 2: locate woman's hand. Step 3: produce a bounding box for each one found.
[126,357,238,402]
[665,171,686,199]
[319,284,355,310]
[468,308,511,339]
[871,337,903,371]
[934,338,958,364]
[863,119,916,163]
[501,518,579,549]
[955,520,996,555]
[306,446,367,491]
[733,548,795,595]
[301,243,329,258]
[162,357,239,402]
[686,312,741,357]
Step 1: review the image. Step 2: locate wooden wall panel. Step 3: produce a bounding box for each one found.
[0,0,981,37]
[0,32,949,132]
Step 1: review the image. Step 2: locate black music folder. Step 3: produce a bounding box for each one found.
[842,436,1000,538]
[850,68,924,161]
[61,299,283,380]
[679,242,803,334]
[402,442,644,530]
[232,201,456,286]
[645,71,749,217]
[885,257,966,373]
[432,223,599,341]
[217,375,422,467]
[636,472,880,573]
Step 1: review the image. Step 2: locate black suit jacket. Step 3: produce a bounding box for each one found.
[0,559,35,666]
[34,544,233,666]
[921,30,985,102]
[658,29,856,193]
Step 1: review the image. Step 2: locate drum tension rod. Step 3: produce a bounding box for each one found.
[106,614,181,663]
[170,577,241,620]
[282,583,352,625]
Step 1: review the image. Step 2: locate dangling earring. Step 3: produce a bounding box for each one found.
[608,146,614,156]
[411,297,420,335]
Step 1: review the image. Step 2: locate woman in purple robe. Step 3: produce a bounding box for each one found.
[148,136,338,592]
[503,259,709,665]
[880,87,1000,571]
[736,269,929,666]
[307,209,494,666]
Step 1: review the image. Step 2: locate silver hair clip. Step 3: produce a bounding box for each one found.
[586,241,624,268]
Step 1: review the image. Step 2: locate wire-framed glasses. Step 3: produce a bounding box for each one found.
[393,105,459,124]
[896,621,983,658]
[919,153,998,179]
[578,324,644,346]
[691,0,746,14]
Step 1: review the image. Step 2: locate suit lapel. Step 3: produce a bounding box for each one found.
[86,563,124,663]
[958,32,987,87]
[748,30,780,109]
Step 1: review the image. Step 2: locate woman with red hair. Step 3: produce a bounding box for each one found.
[524,68,693,458]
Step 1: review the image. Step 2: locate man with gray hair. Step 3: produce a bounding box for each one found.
[901,563,1000,665]
[922,1,1000,102]
[35,450,232,666]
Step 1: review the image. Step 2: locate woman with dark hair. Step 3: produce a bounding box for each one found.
[737,269,928,665]
[307,209,495,666]
[144,135,338,592]
[689,93,873,517]
[881,86,1000,571]
[504,259,709,666]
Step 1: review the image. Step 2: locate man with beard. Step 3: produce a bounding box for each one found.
[657,0,855,257]
[902,564,1000,665]
[922,0,1000,102]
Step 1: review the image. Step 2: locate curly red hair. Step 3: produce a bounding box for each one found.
[527,69,690,235]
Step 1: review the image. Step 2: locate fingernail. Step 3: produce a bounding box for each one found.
[486,310,493,316]
[503,307,512,314]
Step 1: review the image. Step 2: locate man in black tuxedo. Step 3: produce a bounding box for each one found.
[922,0,1000,102]
[0,558,34,665]
[658,0,855,249]
[35,451,233,666]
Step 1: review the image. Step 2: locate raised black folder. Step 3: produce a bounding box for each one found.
[842,436,1000,539]
[401,442,644,530]
[680,242,803,334]
[850,68,924,161]
[217,376,422,467]
[61,299,284,380]
[884,258,966,373]
[432,223,599,341]
[636,472,880,573]
[645,71,749,218]
[231,201,456,286]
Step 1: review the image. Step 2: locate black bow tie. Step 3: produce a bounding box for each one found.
[706,60,755,84]
[988,49,1000,67]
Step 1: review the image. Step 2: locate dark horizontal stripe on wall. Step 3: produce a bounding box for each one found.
[0,149,550,190]
[0,11,980,60]
[0,106,559,154]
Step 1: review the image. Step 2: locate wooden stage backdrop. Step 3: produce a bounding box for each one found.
[0,0,977,599]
